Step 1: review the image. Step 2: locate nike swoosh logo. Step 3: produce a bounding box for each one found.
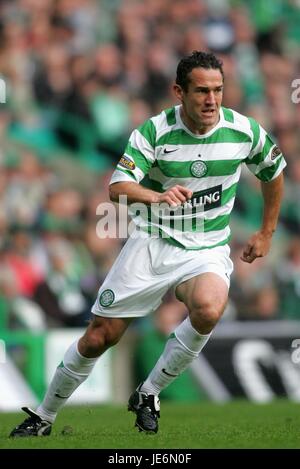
[162,368,178,377]
[163,149,178,154]
[55,393,69,399]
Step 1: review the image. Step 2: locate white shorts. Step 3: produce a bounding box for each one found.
[92,232,233,318]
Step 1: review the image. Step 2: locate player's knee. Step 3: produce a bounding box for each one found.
[103,326,122,347]
[190,301,223,330]
[81,331,104,355]
[83,325,121,354]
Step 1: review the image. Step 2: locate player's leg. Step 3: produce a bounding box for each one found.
[139,273,228,397]
[10,233,169,437]
[9,315,131,437]
[176,272,228,333]
[128,244,231,434]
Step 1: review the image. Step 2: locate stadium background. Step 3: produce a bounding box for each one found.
[0,0,300,413]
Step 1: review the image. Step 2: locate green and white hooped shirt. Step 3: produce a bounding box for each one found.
[110,105,286,250]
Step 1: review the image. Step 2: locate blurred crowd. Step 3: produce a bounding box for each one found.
[0,0,300,331]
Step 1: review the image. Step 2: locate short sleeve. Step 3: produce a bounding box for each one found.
[245,119,286,182]
[110,119,156,185]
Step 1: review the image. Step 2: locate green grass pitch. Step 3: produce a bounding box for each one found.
[1,400,299,449]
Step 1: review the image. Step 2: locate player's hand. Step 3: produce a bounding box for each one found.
[240,231,272,263]
[157,185,193,207]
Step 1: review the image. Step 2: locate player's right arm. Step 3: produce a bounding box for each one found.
[109,181,192,207]
[109,117,192,207]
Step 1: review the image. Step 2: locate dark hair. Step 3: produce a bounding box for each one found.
[176,51,224,91]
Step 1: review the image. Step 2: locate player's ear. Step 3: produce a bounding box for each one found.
[173,84,184,102]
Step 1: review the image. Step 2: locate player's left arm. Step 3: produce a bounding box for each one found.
[241,172,284,263]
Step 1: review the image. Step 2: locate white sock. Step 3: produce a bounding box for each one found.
[36,341,98,423]
[141,316,211,395]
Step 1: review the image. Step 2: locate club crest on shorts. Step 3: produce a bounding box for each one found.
[190,160,207,178]
[99,289,115,307]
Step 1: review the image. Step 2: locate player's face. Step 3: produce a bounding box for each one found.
[174,67,223,134]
